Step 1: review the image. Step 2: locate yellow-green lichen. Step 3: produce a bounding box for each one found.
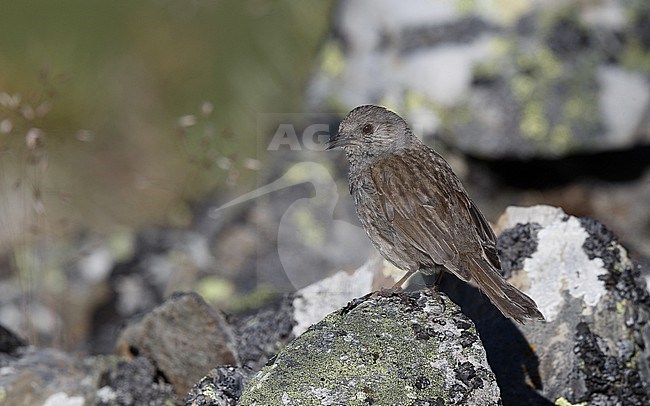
[534,47,563,80]
[512,75,537,101]
[489,36,516,58]
[196,378,222,401]
[196,276,235,304]
[492,0,534,25]
[223,284,280,313]
[441,103,472,130]
[108,229,135,262]
[456,0,476,15]
[555,396,587,406]
[616,301,625,314]
[404,90,428,112]
[520,101,549,141]
[472,61,501,83]
[549,124,572,153]
[621,39,650,76]
[565,97,587,121]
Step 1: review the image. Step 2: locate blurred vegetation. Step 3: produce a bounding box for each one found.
[0,0,333,249]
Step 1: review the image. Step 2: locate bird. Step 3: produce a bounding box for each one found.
[328,104,544,323]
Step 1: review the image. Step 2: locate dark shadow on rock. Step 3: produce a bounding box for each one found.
[468,144,650,189]
[420,274,553,406]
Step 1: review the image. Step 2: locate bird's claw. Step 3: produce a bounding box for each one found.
[372,287,404,298]
[426,287,446,313]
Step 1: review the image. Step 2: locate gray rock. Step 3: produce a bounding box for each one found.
[0,347,93,406]
[115,292,239,398]
[97,355,179,405]
[490,205,650,404]
[308,0,650,158]
[0,347,179,406]
[183,295,295,403]
[184,366,254,406]
[239,291,500,405]
[233,295,295,371]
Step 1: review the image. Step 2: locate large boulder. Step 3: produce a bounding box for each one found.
[239,291,500,405]
[489,205,650,404]
[308,0,650,159]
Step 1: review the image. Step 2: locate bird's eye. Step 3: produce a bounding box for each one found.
[362,124,374,135]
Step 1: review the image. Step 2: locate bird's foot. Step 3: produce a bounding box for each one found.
[371,287,425,307]
[341,287,408,315]
[372,286,405,298]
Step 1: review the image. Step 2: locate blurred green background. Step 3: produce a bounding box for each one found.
[0,0,332,247]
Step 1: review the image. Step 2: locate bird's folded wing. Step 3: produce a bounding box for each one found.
[370,155,498,279]
[372,159,464,279]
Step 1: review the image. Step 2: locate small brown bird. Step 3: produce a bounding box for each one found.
[328,105,543,323]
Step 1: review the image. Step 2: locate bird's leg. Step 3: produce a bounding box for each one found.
[365,269,417,300]
[432,268,444,293]
[391,269,417,290]
[425,265,446,311]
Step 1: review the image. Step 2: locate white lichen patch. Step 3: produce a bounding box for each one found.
[502,206,609,322]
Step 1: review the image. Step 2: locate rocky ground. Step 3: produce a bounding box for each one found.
[2,206,650,405]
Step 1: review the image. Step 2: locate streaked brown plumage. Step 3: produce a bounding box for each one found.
[329,104,543,324]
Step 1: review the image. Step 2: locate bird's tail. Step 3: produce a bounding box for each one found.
[469,257,544,324]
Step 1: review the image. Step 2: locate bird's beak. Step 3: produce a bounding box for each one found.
[327,131,349,150]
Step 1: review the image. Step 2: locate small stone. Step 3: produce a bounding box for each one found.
[116,292,239,397]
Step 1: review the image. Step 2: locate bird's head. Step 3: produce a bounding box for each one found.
[328,105,417,163]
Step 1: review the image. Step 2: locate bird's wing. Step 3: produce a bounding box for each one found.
[370,152,497,279]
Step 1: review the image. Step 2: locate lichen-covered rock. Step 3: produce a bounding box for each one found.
[493,205,650,405]
[239,291,500,405]
[184,366,254,406]
[308,0,650,158]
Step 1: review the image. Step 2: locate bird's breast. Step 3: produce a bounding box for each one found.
[349,172,387,229]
